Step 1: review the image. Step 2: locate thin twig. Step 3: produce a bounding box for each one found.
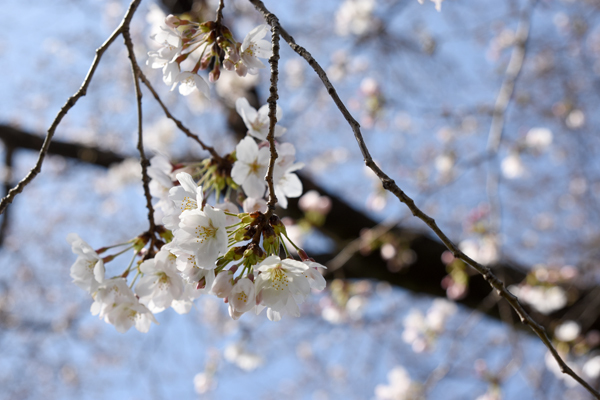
[0,0,142,216]
[485,0,536,258]
[264,14,281,213]
[136,69,222,161]
[0,147,14,246]
[248,0,600,397]
[215,0,225,25]
[122,23,156,234]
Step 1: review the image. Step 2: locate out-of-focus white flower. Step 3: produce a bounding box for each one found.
[402,299,456,352]
[509,284,567,315]
[298,190,332,215]
[194,372,216,394]
[67,233,105,293]
[148,155,175,215]
[418,0,444,12]
[583,356,600,379]
[525,127,553,151]
[566,109,585,129]
[459,238,498,266]
[224,343,264,371]
[243,197,268,213]
[255,256,311,321]
[374,366,422,400]
[335,0,376,37]
[501,152,525,179]
[555,320,581,342]
[236,97,286,140]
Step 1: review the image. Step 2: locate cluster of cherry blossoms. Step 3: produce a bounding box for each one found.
[147,13,272,97]
[67,14,327,333]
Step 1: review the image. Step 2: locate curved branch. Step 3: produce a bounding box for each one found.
[249,0,600,397]
[0,0,142,216]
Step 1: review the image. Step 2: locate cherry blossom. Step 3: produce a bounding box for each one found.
[231,137,270,199]
[235,97,286,140]
[174,71,210,98]
[173,206,228,269]
[135,248,185,313]
[67,233,105,293]
[228,278,256,320]
[255,256,311,321]
[239,25,273,75]
[163,172,203,230]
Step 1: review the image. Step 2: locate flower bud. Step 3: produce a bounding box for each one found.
[297,248,310,261]
[211,270,234,298]
[165,14,181,28]
[243,243,266,268]
[209,64,220,82]
[235,62,248,77]
[262,225,278,255]
[269,215,287,236]
[223,58,235,71]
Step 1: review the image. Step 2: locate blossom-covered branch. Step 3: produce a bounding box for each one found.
[248,0,600,397]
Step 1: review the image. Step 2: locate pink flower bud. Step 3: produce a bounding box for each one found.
[209,64,220,82]
[212,271,234,298]
[223,59,235,71]
[297,249,309,261]
[165,14,181,28]
[235,62,248,77]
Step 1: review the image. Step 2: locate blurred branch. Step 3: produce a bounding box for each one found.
[0,0,142,217]
[486,0,536,257]
[249,0,600,396]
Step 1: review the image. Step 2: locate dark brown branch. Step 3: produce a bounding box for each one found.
[136,69,222,161]
[122,24,157,234]
[264,14,281,214]
[0,0,142,217]
[249,0,600,396]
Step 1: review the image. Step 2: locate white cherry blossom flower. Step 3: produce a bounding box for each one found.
[148,155,175,215]
[174,71,210,98]
[135,248,185,313]
[171,281,207,314]
[173,206,228,269]
[255,256,311,321]
[105,300,158,333]
[147,27,182,85]
[243,197,268,213]
[303,261,327,290]
[91,277,136,319]
[228,278,256,320]
[235,97,286,140]
[67,233,105,293]
[273,143,304,209]
[239,25,273,75]
[211,270,235,298]
[231,137,270,198]
[163,172,203,230]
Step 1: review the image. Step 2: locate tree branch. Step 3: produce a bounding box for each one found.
[122,19,157,235]
[0,0,142,216]
[249,0,600,396]
[264,14,281,213]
